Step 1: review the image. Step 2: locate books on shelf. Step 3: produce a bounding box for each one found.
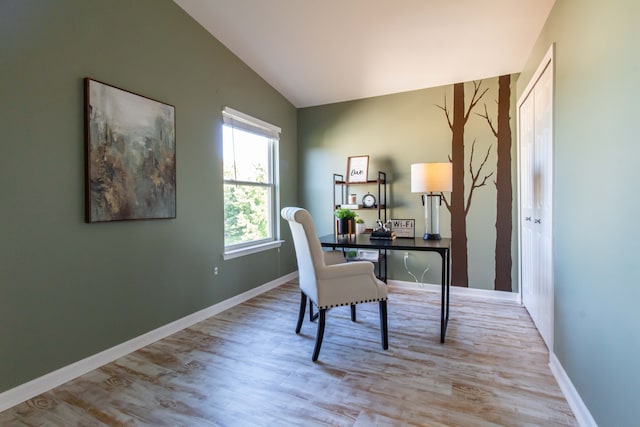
[347,249,379,262]
[370,230,396,240]
[340,204,361,209]
[357,250,379,261]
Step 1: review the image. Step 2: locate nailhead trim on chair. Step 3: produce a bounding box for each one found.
[318,297,388,310]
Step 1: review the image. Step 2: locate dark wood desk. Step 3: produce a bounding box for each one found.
[319,234,451,343]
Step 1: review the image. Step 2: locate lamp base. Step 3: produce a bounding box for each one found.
[423,233,441,240]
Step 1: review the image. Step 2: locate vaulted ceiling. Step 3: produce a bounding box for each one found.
[174,0,555,108]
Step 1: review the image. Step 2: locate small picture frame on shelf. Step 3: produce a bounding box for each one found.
[390,219,415,238]
[346,155,369,183]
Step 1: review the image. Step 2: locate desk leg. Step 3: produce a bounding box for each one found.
[440,249,450,343]
[383,249,388,282]
[446,249,450,320]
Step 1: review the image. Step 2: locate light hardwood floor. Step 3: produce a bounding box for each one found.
[0,281,577,426]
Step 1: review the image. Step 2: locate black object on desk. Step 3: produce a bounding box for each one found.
[319,233,451,343]
[370,230,396,240]
[370,219,395,240]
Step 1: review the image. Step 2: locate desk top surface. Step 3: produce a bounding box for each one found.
[319,234,451,252]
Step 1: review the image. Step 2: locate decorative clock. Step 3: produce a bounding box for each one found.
[362,192,376,208]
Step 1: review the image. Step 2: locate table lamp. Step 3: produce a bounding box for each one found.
[411,162,452,240]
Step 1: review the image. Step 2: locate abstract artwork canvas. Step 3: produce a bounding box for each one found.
[84,78,176,222]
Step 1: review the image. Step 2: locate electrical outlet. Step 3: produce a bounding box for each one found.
[214,266,219,276]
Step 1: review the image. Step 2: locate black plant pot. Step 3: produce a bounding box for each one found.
[336,218,355,235]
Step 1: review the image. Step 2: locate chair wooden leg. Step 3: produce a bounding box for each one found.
[379,300,388,350]
[350,304,356,322]
[312,309,326,361]
[296,291,306,334]
[309,299,319,322]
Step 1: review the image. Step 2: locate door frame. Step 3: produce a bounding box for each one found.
[516,43,555,351]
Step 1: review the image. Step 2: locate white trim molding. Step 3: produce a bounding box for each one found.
[223,239,284,260]
[388,279,521,303]
[549,353,598,427]
[0,271,298,413]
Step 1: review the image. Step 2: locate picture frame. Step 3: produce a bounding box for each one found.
[390,219,415,238]
[84,78,176,223]
[346,155,369,182]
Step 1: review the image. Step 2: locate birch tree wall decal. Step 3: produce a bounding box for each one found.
[437,81,492,287]
[478,74,513,292]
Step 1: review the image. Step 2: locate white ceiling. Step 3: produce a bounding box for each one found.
[174,0,555,108]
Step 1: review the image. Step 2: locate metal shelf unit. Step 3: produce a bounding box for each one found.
[332,170,387,222]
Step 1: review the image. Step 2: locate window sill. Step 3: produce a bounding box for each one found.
[223,240,284,260]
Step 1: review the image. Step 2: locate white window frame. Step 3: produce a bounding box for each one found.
[222,107,283,260]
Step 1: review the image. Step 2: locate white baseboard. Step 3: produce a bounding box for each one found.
[388,279,521,303]
[0,271,298,413]
[549,353,598,427]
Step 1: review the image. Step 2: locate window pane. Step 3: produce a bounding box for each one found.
[223,125,270,183]
[224,183,271,245]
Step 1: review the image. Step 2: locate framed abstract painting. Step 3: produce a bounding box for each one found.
[84,78,176,222]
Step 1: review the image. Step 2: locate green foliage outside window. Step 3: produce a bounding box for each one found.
[224,183,269,245]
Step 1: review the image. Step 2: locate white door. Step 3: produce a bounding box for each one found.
[519,46,554,351]
[519,90,539,337]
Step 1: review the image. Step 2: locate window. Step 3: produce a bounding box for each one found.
[222,107,282,259]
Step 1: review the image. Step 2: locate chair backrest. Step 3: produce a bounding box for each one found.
[281,207,327,302]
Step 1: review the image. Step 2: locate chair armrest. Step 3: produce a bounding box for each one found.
[318,261,375,280]
[316,261,387,307]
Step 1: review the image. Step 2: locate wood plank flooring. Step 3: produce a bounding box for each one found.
[0,281,577,426]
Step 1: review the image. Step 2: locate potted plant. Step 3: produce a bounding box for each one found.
[334,208,356,235]
[355,217,366,234]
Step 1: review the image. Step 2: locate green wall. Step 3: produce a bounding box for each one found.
[0,0,297,392]
[518,0,640,424]
[298,77,518,291]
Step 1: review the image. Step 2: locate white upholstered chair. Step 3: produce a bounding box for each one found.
[281,207,388,361]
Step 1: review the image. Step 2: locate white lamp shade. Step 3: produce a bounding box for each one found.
[411,162,452,193]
